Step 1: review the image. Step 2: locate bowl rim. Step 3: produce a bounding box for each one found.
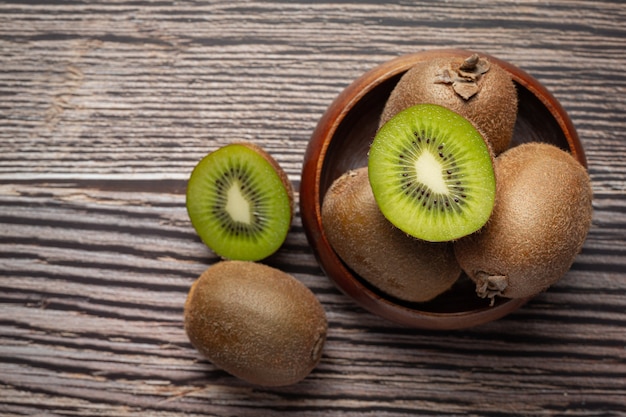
[300,48,584,330]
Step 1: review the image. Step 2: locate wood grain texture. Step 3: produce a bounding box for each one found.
[1,1,625,416]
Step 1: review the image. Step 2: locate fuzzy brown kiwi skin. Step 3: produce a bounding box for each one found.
[184,261,327,387]
[380,54,518,155]
[322,167,461,303]
[234,141,296,221]
[453,143,593,302]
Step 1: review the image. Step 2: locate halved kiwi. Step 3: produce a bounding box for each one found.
[368,103,496,242]
[186,142,294,261]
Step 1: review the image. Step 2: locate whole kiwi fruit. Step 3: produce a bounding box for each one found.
[184,261,327,386]
[380,53,517,155]
[322,167,461,303]
[454,143,593,302]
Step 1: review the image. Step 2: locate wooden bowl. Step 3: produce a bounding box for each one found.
[300,49,586,330]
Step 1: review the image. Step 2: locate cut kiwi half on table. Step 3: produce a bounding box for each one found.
[186,142,294,261]
[368,103,496,242]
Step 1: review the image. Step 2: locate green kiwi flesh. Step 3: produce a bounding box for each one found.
[186,142,294,261]
[380,53,517,155]
[184,260,327,387]
[322,167,461,303]
[454,143,593,301]
[368,103,496,242]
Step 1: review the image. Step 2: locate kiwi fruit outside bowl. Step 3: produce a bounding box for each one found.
[184,260,327,387]
[186,142,294,262]
[299,48,586,330]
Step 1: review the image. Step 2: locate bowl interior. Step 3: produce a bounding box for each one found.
[302,50,584,329]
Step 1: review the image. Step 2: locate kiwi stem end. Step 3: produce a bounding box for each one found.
[474,272,508,306]
[434,54,491,101]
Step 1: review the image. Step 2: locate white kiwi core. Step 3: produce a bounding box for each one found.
[414,151,448,194]
[225,181,252,224]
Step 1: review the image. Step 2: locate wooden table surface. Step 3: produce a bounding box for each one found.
[1,1,625,416]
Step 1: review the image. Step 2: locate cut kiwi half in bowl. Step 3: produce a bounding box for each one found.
[300,49,586,330]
